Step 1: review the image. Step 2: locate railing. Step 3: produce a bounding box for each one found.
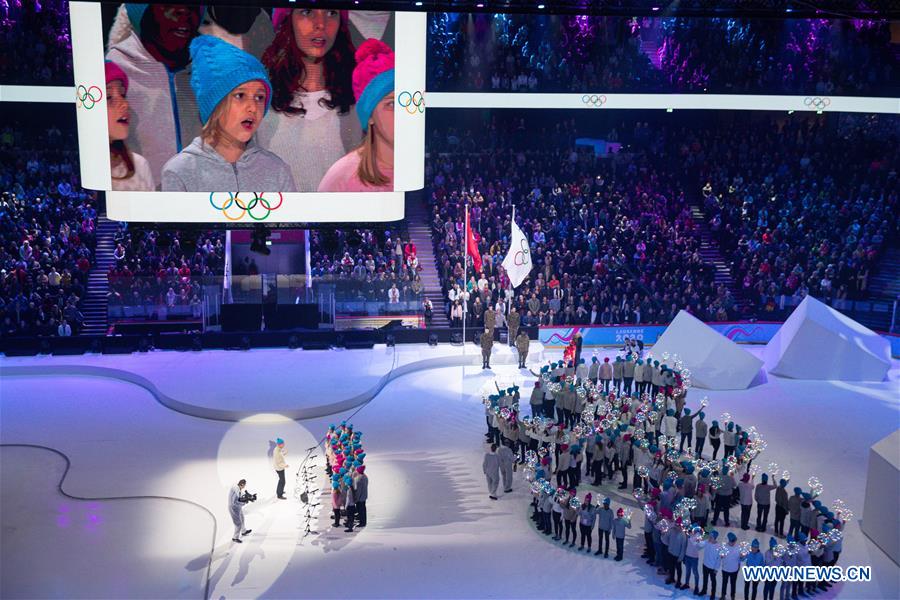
[148,274,423,331]
[102,271,897,336]
[106,274,214,333]
[753,294,898,333]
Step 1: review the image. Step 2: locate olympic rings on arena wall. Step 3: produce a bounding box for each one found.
[803,97,831,110]
[398,90,425,114]
[581,94,607,108]
[76,85,103,109]
[209,192,284,221]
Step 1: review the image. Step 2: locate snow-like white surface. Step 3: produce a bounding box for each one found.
[0,342,545,419]
[1,345,898,599]
[0,446,213,599]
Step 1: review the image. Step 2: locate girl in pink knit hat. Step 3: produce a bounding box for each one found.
[258,8,359,192]
[318,38,394,192]
[105,61,154,191]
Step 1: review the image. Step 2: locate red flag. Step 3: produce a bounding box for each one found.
[465,207,482,273]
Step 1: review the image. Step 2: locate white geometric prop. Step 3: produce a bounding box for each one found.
[764,296,890,381]
[651,310,762,390]
[862,429,900,566]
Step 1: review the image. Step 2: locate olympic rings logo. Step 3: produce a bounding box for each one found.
[76,84,103,109]
[209,192,283,221]
[581,94,607,107]
[803,97,831,110]
[513,238,530,266]
[397,90,425,115]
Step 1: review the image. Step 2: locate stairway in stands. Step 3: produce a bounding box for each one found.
[641,39,663,69]
[860,244,900,332]
[689,204,745,311]
[81,216,118,335]
[405,194,449,327]
[639,20,663,69]
[869,245,900,301]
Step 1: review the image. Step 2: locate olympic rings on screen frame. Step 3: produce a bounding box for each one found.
[76,85,103,109]
[397,90,425,114]
[581,94,607,108]
[803,97,831,110]
[209,192,284,221]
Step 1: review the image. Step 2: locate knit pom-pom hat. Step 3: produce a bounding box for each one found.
[353,38,395,132]
[105,61,128,93]
[189,35,272,125]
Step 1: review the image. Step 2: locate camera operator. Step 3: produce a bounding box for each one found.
[229,479,253,543]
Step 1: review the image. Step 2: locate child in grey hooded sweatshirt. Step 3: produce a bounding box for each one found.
[162,35,297,192]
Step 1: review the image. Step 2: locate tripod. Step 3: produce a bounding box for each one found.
[295,446,322,537]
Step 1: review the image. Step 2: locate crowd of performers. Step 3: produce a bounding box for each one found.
[325,422,369,533]
[482,352,850,600]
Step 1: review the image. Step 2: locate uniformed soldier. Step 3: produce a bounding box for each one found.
[507,306,520,346]
[484,305,497,335]
[480,328,494,369]
[515,330,530,368]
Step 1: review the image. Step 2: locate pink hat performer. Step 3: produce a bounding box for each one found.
[105,61,154,190]
[317,39,395,192]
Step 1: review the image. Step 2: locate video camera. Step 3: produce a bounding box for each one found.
[239,490,258,503]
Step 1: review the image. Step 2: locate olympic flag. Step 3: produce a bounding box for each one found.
[502,209,532,288]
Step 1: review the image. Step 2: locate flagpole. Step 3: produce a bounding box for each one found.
[463,203,468,356]
[508,205,515,319]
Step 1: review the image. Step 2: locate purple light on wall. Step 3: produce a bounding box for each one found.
[851,18,878,30]
[561,15,598,60]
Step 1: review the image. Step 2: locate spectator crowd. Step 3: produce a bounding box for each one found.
[106,226,224,318]
[656,17,897,96]
[0,0,73,85]
[429,13,659,94]
[428,114,731,328]
[695,114,898,313]
[308,229,425,307]
[426,110,898,327]
[428,14,898,97]
[0,121,97,337]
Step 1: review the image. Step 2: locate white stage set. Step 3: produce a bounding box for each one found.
[2,326,899,599]
[764,296,892,382]
[649,310,763,390]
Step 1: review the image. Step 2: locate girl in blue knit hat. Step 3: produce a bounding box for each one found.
[161,35,297,192]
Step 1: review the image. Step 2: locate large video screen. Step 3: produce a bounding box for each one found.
[69,2,425,223]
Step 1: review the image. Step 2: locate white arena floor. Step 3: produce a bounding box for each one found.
[1,343,898,599]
